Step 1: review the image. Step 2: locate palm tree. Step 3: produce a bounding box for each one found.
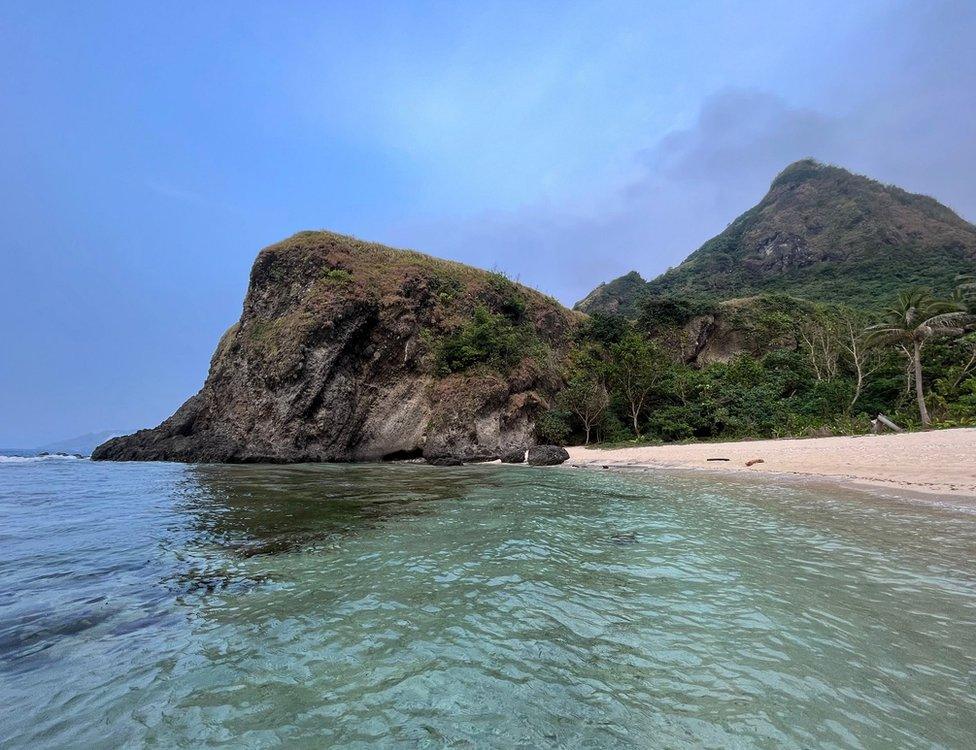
[866,288,970,428]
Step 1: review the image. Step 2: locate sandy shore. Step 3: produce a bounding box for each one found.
[566,428,976,500]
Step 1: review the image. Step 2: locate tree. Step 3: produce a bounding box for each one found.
[839,318,883,410]
[797,312,840,382]
[609,334,664,436]
[866,289,970,427]
[558,376,609,444]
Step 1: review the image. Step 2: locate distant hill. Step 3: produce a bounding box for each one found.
[576,159,976,314]
[37,430,132,456]
[572,271,648,318]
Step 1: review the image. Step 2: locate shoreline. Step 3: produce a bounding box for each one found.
[564,427,976,506]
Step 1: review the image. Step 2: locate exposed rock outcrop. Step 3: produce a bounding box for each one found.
[646,295,833,366]
[94,232,579,463]
[501,449,526,464]
[527,445,570,466]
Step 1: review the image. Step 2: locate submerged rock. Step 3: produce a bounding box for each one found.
[610,531,637,545]
[93,232,578,463]
[527,445,569,466]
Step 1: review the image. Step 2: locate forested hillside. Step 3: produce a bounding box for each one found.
[577,160,976,314]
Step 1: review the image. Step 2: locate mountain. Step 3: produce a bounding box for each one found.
[577,159,976,314]
[572,271,647,318]
[94,231,578,463]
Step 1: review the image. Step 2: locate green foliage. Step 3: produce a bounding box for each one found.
[485,271,527,323]
[536,409,572,444]
[437,305,525,374]
[866,287,969,348]
[577,313,630,346]
[574,271,648,317]
[637,296,717,333]
[597,411,632,443]
[559,283,975,445]
[865,287,971,426]
[321,268,352,283]
[926,333,976,425]
[609,333,667,435]
[557,373,610,444]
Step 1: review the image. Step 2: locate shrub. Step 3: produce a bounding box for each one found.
[637,296,716,333]
[437,305,524,374]
[577,313,630,346]
[322,268,352,283]
[485,272,527,322]
[536,410,572,444]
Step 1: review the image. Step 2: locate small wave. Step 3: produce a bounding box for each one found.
[0,454,88,463]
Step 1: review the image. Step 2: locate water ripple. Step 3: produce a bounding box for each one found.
[1,461,975,747]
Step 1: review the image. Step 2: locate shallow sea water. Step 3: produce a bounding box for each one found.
[1,458,975,748]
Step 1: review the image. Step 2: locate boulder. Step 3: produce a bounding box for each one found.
[527,445,569,466]
[425,455,463,467]
[501,449,526,464]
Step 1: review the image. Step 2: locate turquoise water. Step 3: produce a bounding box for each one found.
[1,458,975,748]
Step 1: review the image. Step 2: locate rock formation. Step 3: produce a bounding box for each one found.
[527,445,570,466]
[94,232,578,463]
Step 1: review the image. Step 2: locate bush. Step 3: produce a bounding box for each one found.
[485,271,527,323]
[637,296,716,333]
[437,305,524,374]
[597,411,631,443]
[646,407,696,441]
[577,313,630,346]
[536,409,571,444]
[322,268,352,283]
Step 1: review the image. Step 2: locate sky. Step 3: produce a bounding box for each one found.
[2,0,975,445]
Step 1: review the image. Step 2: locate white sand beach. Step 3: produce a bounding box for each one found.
[566,428,976,500]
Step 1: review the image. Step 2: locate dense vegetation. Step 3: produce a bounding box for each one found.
[544,281,976,446]
[433,271,558,375]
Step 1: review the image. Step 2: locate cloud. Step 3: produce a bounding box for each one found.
[395,90,849,304]
[392,0,976,307]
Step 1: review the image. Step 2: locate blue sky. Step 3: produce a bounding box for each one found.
[2,0,975,445]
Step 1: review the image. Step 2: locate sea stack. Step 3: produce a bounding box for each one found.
[94,231,578,463]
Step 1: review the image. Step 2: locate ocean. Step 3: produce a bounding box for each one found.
[2,457,975,748]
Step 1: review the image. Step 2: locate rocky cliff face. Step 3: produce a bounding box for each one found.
[94,232,578,463]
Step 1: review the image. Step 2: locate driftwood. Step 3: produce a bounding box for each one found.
[872,413,905,434]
